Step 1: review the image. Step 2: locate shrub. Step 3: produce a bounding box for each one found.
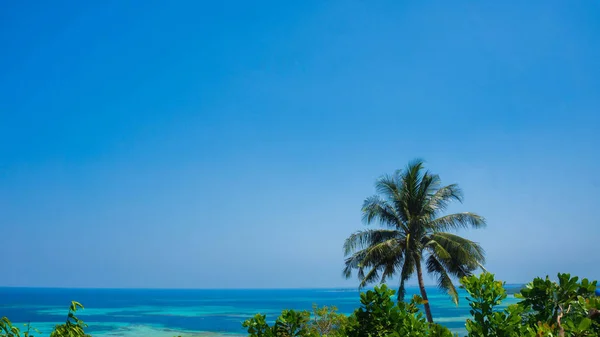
[309,305,348,337]
[345,284,453,337]
[517,273,600,336]
[461,272,527,337]
[461,272,600,337]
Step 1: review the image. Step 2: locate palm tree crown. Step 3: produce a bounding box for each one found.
[343,160,486,323]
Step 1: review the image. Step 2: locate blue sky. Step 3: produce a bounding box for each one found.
[1,0,599,288]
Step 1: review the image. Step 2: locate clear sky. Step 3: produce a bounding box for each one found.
[1,1,599,289]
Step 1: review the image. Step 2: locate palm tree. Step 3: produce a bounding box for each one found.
[343,159,486,323]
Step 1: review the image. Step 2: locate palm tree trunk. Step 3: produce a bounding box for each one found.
[397,279,405,302]
[415,260,434,323]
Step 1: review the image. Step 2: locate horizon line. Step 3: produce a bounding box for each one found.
[0,283,526,291]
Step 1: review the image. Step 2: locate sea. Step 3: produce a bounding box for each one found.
[0,286,522,337]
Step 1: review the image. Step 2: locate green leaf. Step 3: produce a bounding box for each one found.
[577,317,592,331]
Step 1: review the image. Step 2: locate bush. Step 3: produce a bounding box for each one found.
[461,272,600,337]
[461,272,527,337]
[345,284,453,337]
[310,305,348,337]
[518,273,600,336]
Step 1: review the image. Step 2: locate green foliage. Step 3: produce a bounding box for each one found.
[273,310,314,337]
[0,318,38,337]
[242,314,275,337]
[461,272,526,337]
[49,301,90,337]
[462,272,600,337]
[343,160,486,322]
[242,308,320,337]
[428,323,456,337]
[345,284,402,337]
[345,284,454,337]
[309,305,347,337]
[242,305,348,337]
[517,273,600,337]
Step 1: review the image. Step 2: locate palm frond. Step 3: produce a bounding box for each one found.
[343,229,399,256]
[404,159,425,183]
[415,171,440,212]
[344,238,404,288]
[426,254,459,305]
[358,267,381,288]
[344,238,401,272]
[343,250,368,278]
[400,162,423,219]
[423,237,451,260]
[425,184,463,214]
[359,239,401,266]
[429,212,486,231]
[374,174,402,204]
[426,232,485,276]
[358,254,402,288]
[380,257,402,283]
[361,196,404,230]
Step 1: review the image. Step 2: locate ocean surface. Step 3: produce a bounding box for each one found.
[0,286,522,336]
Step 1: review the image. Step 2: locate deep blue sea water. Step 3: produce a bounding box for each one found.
[0,286,521,336]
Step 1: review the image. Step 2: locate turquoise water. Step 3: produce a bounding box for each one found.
[0,286,521,336]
